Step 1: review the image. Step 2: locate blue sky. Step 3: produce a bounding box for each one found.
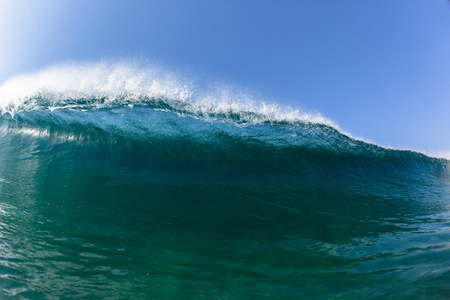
[1,0,450,154]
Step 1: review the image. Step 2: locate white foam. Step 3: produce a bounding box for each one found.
[0,62,192,111]
[0,61,335,127]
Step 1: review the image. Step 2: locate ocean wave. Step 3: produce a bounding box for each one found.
[0,63,447,179]
[1,63,450,299]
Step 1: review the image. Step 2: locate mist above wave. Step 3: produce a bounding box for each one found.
[0,62,333,128]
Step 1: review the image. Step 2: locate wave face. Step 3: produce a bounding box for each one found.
[0,64,449,299]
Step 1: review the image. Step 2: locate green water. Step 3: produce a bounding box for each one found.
[0,104,449,299]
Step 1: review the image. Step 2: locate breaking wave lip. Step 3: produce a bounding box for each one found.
[0,62,334,127]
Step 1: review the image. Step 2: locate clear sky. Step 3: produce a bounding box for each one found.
[1,0,450,155]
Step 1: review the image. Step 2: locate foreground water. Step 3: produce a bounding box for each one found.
[0,65,449,299]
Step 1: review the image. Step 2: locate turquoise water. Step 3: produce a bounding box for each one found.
[0,65,450,299]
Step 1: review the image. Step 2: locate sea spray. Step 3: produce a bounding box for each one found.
[0,62,332,126]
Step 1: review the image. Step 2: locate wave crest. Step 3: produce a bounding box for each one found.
[0,62,333,127]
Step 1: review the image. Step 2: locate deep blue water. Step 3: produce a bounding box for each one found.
[0,97,449,299]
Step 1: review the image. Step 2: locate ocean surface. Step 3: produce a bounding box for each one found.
[0,64,449,299]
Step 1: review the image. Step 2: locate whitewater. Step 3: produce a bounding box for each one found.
[0,63,449,299]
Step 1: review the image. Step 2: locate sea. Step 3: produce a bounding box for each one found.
[0,63,449,299]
